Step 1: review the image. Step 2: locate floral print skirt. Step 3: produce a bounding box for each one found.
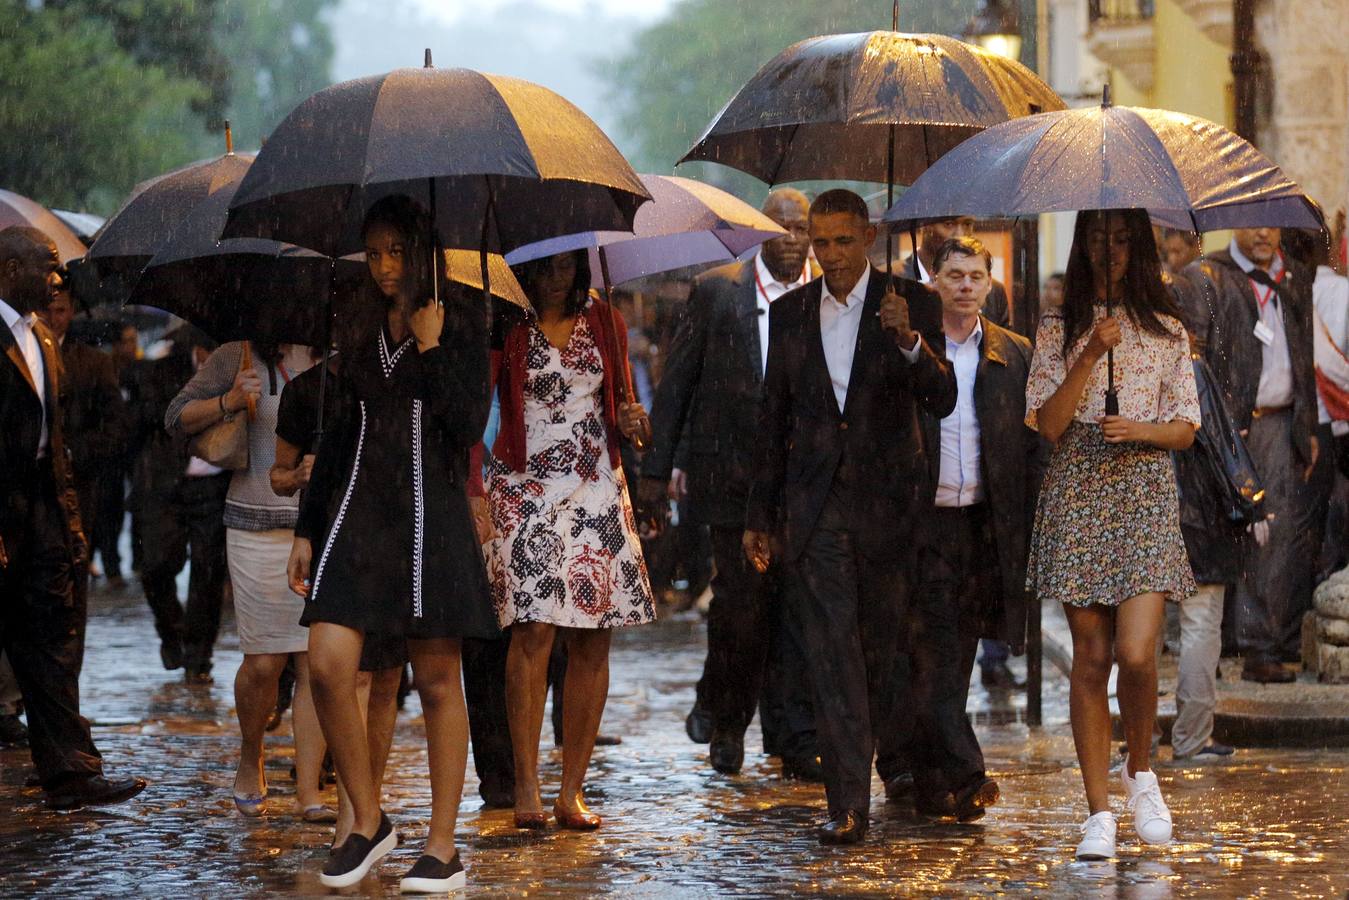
[1027,421,1196,608]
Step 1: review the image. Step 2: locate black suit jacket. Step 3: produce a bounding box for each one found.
[918,317,1044,653]
[1,316,85,567]
[1181,251,1317,466]
[60,340,129,487]
[642,257,819,526]
[746,267,957,562]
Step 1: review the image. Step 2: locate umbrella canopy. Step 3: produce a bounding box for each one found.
[51,210,105,243]
[0,188,87,262]
[503,174,786,287]
[87,150,255,282]
[222,61,651,258]
[881,96,1324,232]
[680,30,1065,185]
[132,184,531,347]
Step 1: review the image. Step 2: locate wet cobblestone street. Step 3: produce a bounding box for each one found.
[3,583,1348,898]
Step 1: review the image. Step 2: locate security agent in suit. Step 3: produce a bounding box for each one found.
[638,188,821,778]
[744,191,957,844]
[874,237,1045,821]
[1180,229,1324,683]
[0,225,146,810]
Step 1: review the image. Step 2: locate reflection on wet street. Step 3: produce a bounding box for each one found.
[2,585,1348,897]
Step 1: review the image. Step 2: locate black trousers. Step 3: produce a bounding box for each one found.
[877,504,994,798]
[93,461,127,577]
[785,490,908,818]
[139,473,229,670]
[693,526,815,755]
[0,472,103,787]
[462,635,514,797]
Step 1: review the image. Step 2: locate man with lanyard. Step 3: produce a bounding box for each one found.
[1195,227,1322,683]
[639,188,822,780]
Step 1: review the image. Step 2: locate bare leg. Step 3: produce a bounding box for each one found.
[506,623,557,815]
[309,623,378,839]
[291,653,328,811]
[367,665,402,793]
[1114,592,1166,777]
[407,638,466,862]
[334,670,372,846]
[233,652,288,798]
[1063,604,1115,815]
[557,628,611,813]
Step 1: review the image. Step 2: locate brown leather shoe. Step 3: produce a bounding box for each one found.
[1241,660,1295,683]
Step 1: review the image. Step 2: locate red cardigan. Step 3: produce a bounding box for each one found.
[468,299,628,497]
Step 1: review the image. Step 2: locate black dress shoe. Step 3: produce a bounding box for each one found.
[883,771,914,803]
[685,706,712,744]
[479,780,516,809]
[708,732,744,774]
[817,809,868,845]
[980,661,1025,689]
[0,714,29,747]
[1241,660,1295,683]
[952,776,999,823]
[45,774,148,811]
[914,790,957,818]
[782,754,825,782]
[159,638,183,671]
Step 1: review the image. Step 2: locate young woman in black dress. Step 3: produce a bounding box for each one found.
[288,196,498,892]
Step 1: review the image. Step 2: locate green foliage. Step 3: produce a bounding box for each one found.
[602,0,982,202]
[0,0,335,216]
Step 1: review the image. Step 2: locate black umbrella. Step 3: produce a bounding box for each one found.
[88,126,253,294]
[222,52,650,259]
[883,86,1325,411]
[679,8,1062,276]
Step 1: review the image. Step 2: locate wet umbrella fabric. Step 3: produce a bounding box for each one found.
[680,30,1064,185]
[880,101,1324,232]
[502,174,786,287]
[0,189,87,263]
[221,65,650,258]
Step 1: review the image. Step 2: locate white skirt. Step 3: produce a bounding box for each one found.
[227,527,308,654]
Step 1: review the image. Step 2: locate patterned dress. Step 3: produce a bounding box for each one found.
[1024,306,1202,608]
[485,315,655,629]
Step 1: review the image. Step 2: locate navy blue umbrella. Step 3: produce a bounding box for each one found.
[881,89,1323,233]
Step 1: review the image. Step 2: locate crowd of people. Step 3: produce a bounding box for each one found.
[2,178,1347,889]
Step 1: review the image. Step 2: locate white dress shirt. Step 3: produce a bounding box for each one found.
[754,252,808,376]
[1229,240,1293,409]
[1,298,48,457]
[1313,264,1349,430]
[820,266,871,413]
[936,318,985,507]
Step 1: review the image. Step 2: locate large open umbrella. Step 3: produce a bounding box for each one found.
[883,86,1324,412]
[0,188,87,262]
[679,11,1062,278]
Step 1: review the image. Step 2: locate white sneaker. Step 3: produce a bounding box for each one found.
[1075,811,1117,859]
[1122,761,1173,845]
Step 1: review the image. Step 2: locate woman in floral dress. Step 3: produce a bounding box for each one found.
[469,250,655,831]
[1024,209,1201,861]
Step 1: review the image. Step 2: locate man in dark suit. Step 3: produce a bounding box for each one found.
[639,188,821,778]
[0,225,146,810]
[890,217,1010,329]
[744,190,956,843]
[875,237,1043,821]
[1183,228,1323,683]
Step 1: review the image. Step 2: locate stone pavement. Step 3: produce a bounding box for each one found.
[2,582,1348,897]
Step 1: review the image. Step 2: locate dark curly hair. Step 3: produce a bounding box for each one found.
[1061,208,1184,358]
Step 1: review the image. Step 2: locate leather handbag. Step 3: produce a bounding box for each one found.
[187,345,251,470]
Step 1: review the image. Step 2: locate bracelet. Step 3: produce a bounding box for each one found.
[218,394,228,414]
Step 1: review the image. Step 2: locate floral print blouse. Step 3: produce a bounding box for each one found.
[1025,307,1202,431]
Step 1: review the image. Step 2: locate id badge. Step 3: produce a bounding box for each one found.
[1253,319,1275,346]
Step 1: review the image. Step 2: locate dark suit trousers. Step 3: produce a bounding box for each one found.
[93,461,128,577]
[785,487,907,818]
[0,471,103,786]
[879,505,993,798]
[697,525,814,753]
[462,636,514,796]
[140,473,229,668]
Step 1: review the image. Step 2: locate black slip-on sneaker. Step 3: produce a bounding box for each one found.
[399,852,466,893]
[320,811,396,889]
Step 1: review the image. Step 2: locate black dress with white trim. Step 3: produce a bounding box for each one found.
[298,303,499,641]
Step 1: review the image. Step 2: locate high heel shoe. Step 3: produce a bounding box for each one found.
[552,800,601,831]
[233,788,268,817]
[513,810,549,830]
